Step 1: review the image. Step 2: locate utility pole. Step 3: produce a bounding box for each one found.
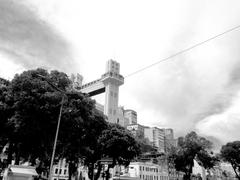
[36,74,66,180]
[49,95,64,180]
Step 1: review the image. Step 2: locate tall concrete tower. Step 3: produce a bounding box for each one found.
[101,60,124,123]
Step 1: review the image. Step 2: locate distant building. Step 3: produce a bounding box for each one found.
[51,159,89,180]
[192,160,206,180]
[124,110,137,125]
[52,159,68,180]
[144,127,165,153]
[164,129,174,140]
[163,129,177,152]
[127,162,169,180]
[74,59,124,125]
[220,162,236,179]
[70,73,83,89]
[127,124,145,138]
[95,102,104,113]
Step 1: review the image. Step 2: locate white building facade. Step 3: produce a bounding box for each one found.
[127,124,145,138]
[51,159,69,180]
[144,127,165,153]
[124,110,137,125]
[128,162,169,180]
[74,59,124,125]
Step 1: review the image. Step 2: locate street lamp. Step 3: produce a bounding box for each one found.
[36,74,66,180]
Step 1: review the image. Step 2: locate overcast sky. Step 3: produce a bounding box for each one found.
[1,0,240,147]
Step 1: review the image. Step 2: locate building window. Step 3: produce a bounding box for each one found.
[117,118,119,124]
[64,169,67,175]
[59,169,62,174]
[139,166,142,171]
[55,168,58,174]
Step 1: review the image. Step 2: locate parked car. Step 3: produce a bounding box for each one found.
[2,165,38,180]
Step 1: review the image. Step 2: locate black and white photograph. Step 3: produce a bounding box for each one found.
[0,0,240,180]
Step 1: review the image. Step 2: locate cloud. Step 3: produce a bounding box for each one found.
[1,0,240,147]
[130,1,240,141]
[136,39,240,138]
[196,92,240,144]
[0,0,78,74]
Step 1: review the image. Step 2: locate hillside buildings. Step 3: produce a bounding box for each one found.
[127,162,169,180]
[71,60,177,154]
[143,127,165,153]
[124,110,137,125]
[67,60,179,180]
[72,59,124,125]
[127,124,145,138]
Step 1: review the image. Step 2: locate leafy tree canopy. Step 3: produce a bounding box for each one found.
[0,69,142,180]
[0,69,108,177]
[135,134,156,154]
[98,123,140,166]
[221,141,240,179]
[170,131,217,180]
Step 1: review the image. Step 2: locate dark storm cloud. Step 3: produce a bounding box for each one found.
[0,0,77,73]
[135,32,240,139]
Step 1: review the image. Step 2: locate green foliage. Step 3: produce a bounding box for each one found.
[135,134,156,154]
[220,141,240,179]
[0,78,12,153]
[1,69,73,165]
[0,68,141,180]
[55,92,108,180]
[92,124,140,180]
[98,123,140,166]
[170,131,217,180]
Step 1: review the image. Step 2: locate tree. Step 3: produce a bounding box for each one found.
[135,134,156,154]
[5,69,71,166]
[170,132,217,180]
[97,124,140,180]
[220,141,240,179]
[0,68,109,180]
[0,78,13,169]
[57,98,108,180]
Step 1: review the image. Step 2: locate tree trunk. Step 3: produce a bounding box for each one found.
[95,162,102,180]
[87,162,94,180]
[231,164,240,180]
[7,142,13,165]
[183,173,191,180]
[14,151,20,165]
[183,170,192,180]
[105,166,111,180]
[105,160,116,180]
[14,145,20,165]
[68,161,76,180]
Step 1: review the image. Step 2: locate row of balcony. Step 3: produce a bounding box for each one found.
[78,79,102,90]
[101,72,124,82]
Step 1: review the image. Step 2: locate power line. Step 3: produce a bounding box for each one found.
[124,24,240,78]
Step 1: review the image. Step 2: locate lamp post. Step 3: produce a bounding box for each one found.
[36,74,66,180]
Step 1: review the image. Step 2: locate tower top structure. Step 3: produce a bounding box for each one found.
[76,59,124,124]
[105,59,120,74]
